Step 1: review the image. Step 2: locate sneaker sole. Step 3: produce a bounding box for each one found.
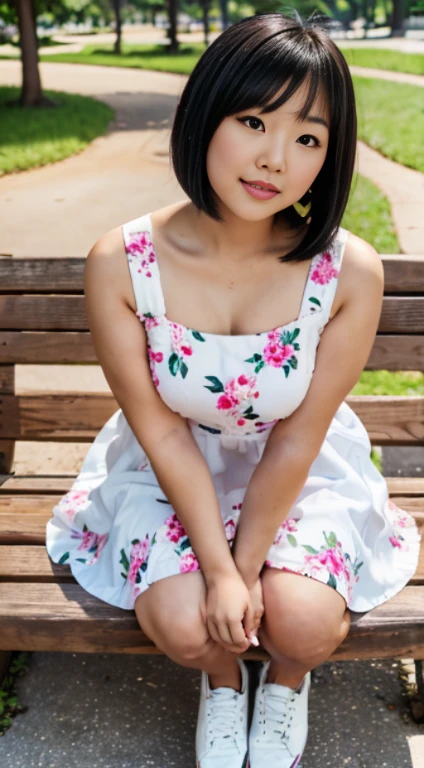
[197,754,248,768]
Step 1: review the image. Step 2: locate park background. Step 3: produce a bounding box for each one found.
[0,1,424,766]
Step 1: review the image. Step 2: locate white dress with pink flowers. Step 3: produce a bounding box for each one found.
[45,212,421,613]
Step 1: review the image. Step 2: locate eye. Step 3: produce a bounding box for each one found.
[237,116,264,132]
[297,134,321,148]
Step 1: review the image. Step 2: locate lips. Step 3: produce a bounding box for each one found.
[241,179,280,192]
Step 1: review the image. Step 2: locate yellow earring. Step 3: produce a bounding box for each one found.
[293,188,312,218]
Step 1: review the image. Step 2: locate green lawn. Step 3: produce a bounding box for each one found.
[0,86,114,175]
[39,42,204,74]
[353,76,424,173]
[342,174,399,253]
[339,47,424,76]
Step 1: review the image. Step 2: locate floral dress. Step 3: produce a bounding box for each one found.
[45,212,421,613]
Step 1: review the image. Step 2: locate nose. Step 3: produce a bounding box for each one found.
[257,137,287,174]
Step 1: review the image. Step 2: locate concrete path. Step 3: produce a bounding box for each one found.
[0,652,423,768]
[0,58,423,256]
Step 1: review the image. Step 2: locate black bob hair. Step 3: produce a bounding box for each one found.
[169,11,358,263]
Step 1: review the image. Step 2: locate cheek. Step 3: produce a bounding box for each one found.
[206,125,244,181]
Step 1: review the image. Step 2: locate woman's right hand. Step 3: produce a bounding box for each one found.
[204,572,252,654]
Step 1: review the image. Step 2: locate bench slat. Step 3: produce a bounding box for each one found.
[2,393,424,444]
[0,581,423,660]
[5,542,424,583]
[2,475,423,495]
[1,332,424,371]
[1,295,424,333]
[1,506,424,547]
[2,256,424,293]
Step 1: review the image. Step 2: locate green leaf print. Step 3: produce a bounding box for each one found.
[303,545,319,554]
[287,534,298,547]
[244,411,260,420]
[180,361,188,379]
[254,360,266,374]
[309,297,321,308]
[327,573,337,590]
[191,330,206,342]
[119,548,130,572]
[245,353,262,363]
[290,357,298,370]
[76,558,87,563]
[324,531,338,549]
[204,376,225,393]
[179,537,192,552]
[169,353,180,377]
[58,552,70,564]
[281,328,300,345]
[283,365,290,378]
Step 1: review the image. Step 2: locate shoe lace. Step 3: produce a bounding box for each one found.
[207,688,243,751]
[260,687,297,745]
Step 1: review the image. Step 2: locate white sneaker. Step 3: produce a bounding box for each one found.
[248,661,311,768]
[196,657,249,768]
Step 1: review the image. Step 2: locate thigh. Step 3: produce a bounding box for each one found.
[134,571,208,643]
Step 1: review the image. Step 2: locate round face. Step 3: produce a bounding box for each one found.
[205,79,330,223]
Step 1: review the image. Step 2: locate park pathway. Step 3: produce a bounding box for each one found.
[0,58,423,256]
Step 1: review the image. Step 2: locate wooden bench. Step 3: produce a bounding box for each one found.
[1,254,424,708]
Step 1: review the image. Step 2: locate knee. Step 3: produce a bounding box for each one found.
[136,594,210,663]
[260,574,351,664]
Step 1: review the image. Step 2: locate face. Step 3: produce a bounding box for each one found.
[205,79,330,223]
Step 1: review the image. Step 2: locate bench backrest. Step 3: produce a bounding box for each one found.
[1,255,424,475]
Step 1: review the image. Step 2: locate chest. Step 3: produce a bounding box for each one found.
[152,244,316,337]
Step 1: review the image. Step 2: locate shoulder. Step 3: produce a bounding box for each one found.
[85,225,136,310]
[338,229,385,307]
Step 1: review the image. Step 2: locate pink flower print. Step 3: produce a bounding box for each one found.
[136,311,162,331]
[168,322,193,379]
[255,419,278,433]
[127,231,156,277]
[205,374,260,430]
[71,525,108,565]
[263,341,295,367]
[56,489,90,521]
[224,518,237,542]
[304,546,347,579]
[164,512,187,544]
[245,328,300,378]
[128,537,150,584]
[311,251,339,285]
[147,346,164,388]
[275,517,299,545]
[386,499,414,552]
[180,552,200,573]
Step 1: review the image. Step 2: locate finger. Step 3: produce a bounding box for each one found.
[243,603,256,638]
[228,619,250,651]
[207,618,225,649]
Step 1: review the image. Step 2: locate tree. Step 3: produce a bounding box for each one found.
[111,0,122,52]
[8,0,56,106]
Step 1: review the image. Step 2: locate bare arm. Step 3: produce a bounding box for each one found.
[232,236,385,587]
[84,228,238,585]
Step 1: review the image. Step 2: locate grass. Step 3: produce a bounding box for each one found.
[0,86,114,175]
[339,47,424,76]
[38,42,205,74]
[342,174,399,253]
[353,76,424,173]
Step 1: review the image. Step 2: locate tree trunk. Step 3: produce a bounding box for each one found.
[202,0,210,47]
[220,0,229,30]
[112,0,122,55]
[13,0,56,107]
[165,0,178,53]
[391,0,405,36]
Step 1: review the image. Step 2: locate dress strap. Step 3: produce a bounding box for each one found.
[298,226,349,329]
[121,212,166,321]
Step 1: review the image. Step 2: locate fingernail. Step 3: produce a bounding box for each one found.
[249,634,259,647]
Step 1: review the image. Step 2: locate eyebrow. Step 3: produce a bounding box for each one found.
[305,115,329,129]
